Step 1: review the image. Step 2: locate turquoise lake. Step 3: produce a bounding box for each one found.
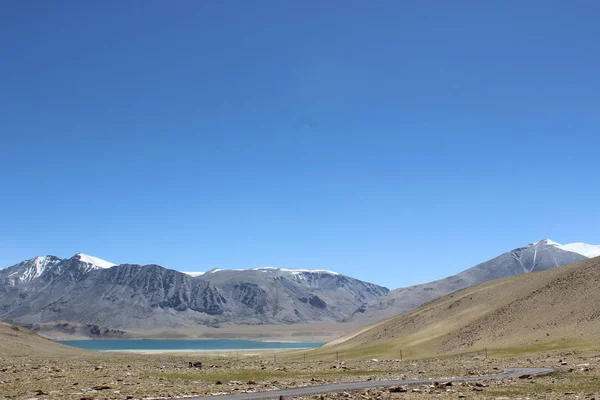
[59,339,325,351]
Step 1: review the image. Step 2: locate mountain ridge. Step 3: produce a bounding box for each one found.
[350,238,598,323]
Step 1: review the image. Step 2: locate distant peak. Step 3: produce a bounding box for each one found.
[531,238,561,246]
[75,253,116,269]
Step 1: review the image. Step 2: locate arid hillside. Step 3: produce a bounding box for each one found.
[0,322,84,356]
[317,256,600,359]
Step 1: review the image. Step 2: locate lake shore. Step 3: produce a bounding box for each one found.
[35,321,359,342]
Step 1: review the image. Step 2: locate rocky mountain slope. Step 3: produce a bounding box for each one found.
[351,239,599,323]
[0,254,388,331]
[318,255,600,360]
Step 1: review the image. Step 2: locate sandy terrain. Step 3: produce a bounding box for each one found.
[319,257,600,360]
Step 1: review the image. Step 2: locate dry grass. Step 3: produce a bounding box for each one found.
[0,322,85,357]
[314,257,600,360]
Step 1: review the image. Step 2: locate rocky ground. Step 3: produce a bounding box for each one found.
[0,351,599,400]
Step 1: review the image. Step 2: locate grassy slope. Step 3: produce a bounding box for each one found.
[0,322,85,356]
[310,257,600,360]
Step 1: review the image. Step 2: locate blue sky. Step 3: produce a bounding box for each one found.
[1,1,599,288]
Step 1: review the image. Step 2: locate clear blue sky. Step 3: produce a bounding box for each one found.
[1,1,599,288]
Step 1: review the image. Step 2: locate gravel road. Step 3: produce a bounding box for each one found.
[186,367,555,400]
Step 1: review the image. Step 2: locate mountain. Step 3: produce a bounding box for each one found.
[317,255,600,360]
[0,254,388,332]
[351,239,600,323]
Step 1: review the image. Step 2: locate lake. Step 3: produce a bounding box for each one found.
[59,339,325,351]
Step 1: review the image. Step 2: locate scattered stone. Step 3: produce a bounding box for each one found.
[92,385,112,390]
[389,386,407,393]
[518,374,531,379]
[94,366,103,371]
[215,381,222,385]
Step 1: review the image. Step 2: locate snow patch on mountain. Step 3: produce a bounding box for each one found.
[253,266,340,275]
[17,256,57,281]
[206,268,243,274]
[560,243,600,258]
[183,271,205,277]
[76,253,116,269]
[182,267,340,276]
[532,239,600,258]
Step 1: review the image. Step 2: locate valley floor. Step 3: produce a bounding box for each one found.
[1,350,599,399]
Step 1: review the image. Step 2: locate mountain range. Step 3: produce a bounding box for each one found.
[0,254,388,331]
[1,239,598,338]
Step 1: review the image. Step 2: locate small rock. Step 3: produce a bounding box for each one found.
[94,366,103,371]
[215,381,222,385]
[518,374,531,379]
[247,380,256,385]
[389,386,407,393]
[92,385,112,390]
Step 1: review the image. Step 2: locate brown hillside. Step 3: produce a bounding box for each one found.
[0,322,85,356]
[318,257,600,359]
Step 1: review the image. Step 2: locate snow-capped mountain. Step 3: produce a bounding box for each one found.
[0,254,116,287]
[0,254,388,332]
[352,238,599,323]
